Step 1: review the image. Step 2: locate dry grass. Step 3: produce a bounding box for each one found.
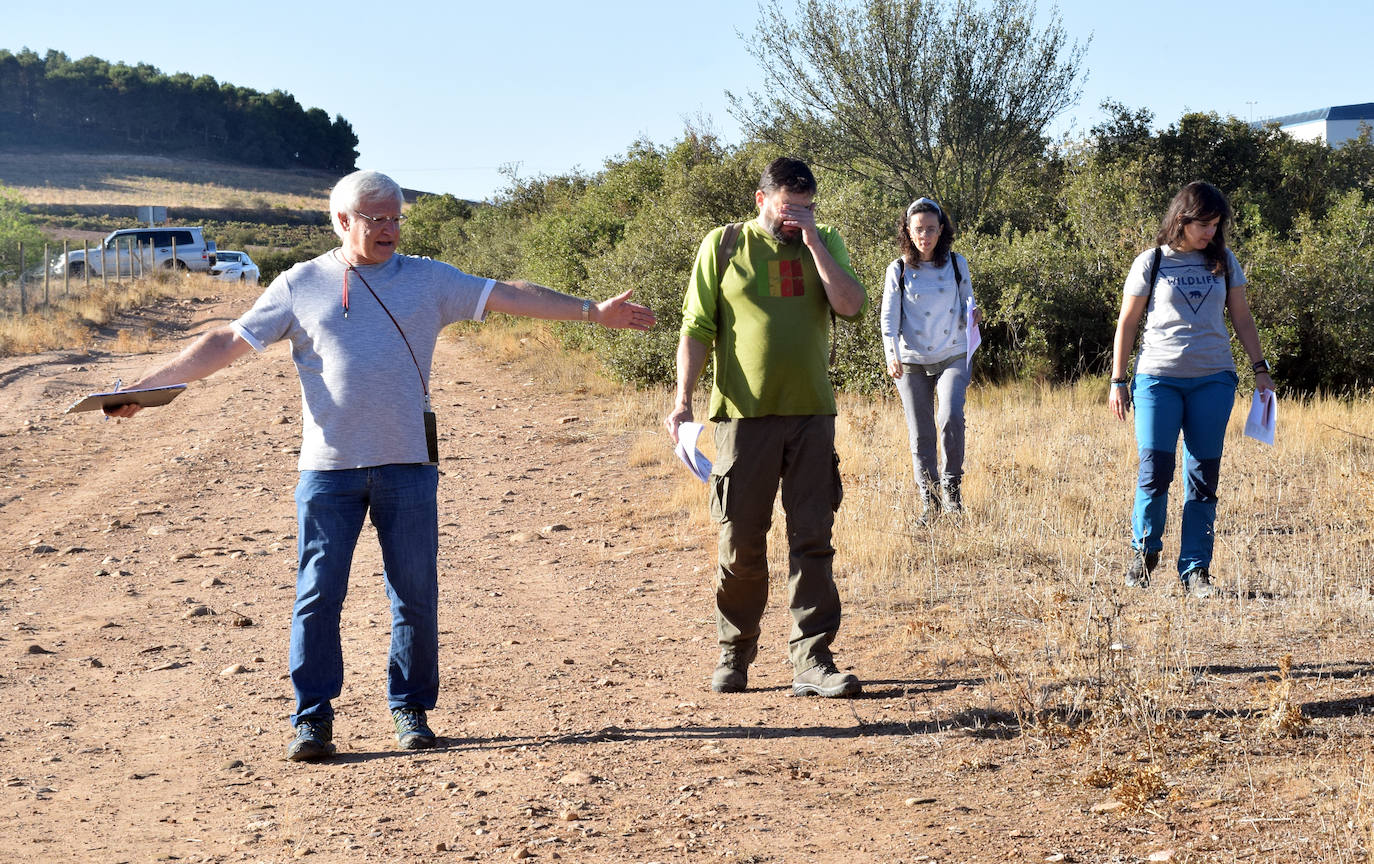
[0,269,215,356]
[0,150,334,211]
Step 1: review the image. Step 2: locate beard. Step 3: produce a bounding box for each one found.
[764,214,802,245]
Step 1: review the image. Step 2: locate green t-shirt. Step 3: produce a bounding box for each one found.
[680,220,866,420]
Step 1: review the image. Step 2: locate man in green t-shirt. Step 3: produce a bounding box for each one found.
[665,157,867,698]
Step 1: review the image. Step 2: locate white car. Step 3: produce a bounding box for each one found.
[209,250,261,284]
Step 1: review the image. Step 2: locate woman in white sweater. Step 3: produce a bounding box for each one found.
[880,197,981,520]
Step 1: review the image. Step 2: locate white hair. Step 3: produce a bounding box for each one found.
[329,170,404,238]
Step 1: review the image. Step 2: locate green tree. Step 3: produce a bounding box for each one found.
[729,0,1085,231]
[1245,191,1374,393]
[402,193,473,260]
[0,186,48,287]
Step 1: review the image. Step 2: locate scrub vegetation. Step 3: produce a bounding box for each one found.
[404,2,1374,397]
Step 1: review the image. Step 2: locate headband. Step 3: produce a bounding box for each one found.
[906,197,942,217]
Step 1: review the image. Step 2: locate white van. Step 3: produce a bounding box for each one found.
[53,227,217,277]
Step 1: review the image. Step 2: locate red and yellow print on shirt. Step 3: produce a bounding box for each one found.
[761,258,807,297]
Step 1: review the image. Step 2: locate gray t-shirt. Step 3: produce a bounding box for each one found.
[231,250,493,470]
[1124,245,1245,378]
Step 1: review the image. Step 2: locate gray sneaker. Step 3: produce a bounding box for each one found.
[392,706,437,750]
[1125,549,1159,588]
[711,660,748,693]
[286,717,335,762]
[916,487,940,525]
[941,479,963,514]
[792,661,861,698]
[1182,567,1218,599]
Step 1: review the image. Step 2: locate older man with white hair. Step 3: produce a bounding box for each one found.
[107,170,656,761]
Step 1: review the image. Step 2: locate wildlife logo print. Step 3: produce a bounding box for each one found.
[1161,263,1217,315]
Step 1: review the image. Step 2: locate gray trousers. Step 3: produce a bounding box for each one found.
[893,354,969,491]
[709,415,843,673]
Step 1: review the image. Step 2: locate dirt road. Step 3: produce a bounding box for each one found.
[1,286,1368,863]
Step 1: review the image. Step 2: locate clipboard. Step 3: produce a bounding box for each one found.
[65,384,187,414]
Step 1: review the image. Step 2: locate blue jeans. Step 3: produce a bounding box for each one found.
[291,464,440,724]
[1131,371,1237,576]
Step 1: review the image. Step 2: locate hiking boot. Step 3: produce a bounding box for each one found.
[711,660,748,693]
[1182,567,1218,600]
[285,717,334,762]
[392,706,437,750]
[1124,549,1159,589]
[916,487,940,525]
[792,661,861,698]
[941,479,963,514]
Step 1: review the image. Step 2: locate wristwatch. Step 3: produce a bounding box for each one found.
[1252,359,1271,374]
[580,299,592,322]
[1110,377,1129,386]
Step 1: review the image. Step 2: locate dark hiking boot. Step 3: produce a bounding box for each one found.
[286,717,334,762]
[1125,549,1159,589]
[711,659,748,693]
[792,661,861,698]
[392,706,437,750]
[1182,567,1218,600]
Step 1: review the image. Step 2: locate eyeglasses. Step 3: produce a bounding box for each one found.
[912,226,942,236]
[353,210,406,226]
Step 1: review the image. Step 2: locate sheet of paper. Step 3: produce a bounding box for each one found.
[674,421,712,483]
[965,298,981,365]
[1244,390,1277,446]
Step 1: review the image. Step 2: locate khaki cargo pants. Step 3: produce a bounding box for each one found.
[710,415,844,673]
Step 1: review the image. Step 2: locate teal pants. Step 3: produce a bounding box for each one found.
[710,415,844,673]
[1131,371,1237,576]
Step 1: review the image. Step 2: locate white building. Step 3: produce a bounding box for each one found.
[1265,103,1374,145]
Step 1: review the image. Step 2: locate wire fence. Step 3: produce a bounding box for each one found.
[0,238,184,317]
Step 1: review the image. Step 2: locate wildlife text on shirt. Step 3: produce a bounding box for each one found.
[1123,245,1246,379]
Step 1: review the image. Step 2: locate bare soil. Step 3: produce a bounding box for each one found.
[1,284,1370,863]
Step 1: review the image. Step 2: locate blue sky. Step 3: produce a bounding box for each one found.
[5,0,1369,201]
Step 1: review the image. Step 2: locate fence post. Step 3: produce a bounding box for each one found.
[63,239,70,297]
[43,243,50,306]
[84,240,91,292]
[18,241,26,316]
[100,239,107,292]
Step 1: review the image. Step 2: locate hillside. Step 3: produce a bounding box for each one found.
[2,149,436,235]
[1,149,338,210]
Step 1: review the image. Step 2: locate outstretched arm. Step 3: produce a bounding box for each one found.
[104,325,254,418]
[486,282,656,330]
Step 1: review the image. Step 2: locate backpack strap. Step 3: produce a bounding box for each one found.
[715,222,744,287]
[1146,246,1163,307]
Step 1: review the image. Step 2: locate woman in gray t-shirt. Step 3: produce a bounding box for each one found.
[1108,181,1275,598]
